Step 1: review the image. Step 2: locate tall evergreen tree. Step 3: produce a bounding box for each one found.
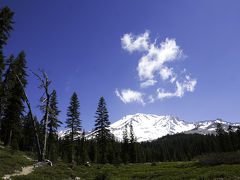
[94,97,111,163]
[121,124,129,164]
[0,6,14,134]
[129,121,137,163]
[216,123,227,152]
[21,112,36,151]
[76,131,89,165]
[88,139,97,163]
[47,90,62,161]
[1,51,27,148]
[66,92,81,163]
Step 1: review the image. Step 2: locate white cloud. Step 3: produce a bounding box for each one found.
[116,30,197,104]
[148,95,155,103]
[137,37,182,81]
[115,89,145,105]
[121,31,149,53]
[170,76,177,83]
[157,88,175,99]
[157,76,197,99]
[175,76,197,97]
[140,79,157,88]
[159,66,174,80]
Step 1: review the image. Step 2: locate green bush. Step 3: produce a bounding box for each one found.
[95,171,112,180]
[151,162,157,166]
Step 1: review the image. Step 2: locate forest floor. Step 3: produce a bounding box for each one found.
[1,145,240,180]
[0,144,36,180]
[2,165,34,180]
[6,161,240,180]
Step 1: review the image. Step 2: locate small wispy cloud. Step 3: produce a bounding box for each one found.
[140,79,157,88]
[115,89,145,105]
[121,31,149,53]
[116,30,197,104]
[157,76,197,99]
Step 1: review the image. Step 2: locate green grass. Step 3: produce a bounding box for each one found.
[0,144,33,178]
[11,161,240,180]
[1,144,240,180]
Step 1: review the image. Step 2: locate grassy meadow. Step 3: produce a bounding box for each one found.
[1,145,240,180]
[10,161,240,180]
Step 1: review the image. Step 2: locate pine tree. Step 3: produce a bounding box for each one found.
[0,6,14,138]
[76,131,89,165]
[129,121,137,163]
[121,124,129,164]
[216,123,225,136]
[216,123,227,152]
[66,92,81,163]
[1,51,27,148]
[94,97,111,163]
[21,112,36,151]
[47,90,62,161]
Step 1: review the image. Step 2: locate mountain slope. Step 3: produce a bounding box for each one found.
[110,113,195,142]
[58,113,240,142]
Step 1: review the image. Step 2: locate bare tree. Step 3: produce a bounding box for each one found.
[33,69,51,161]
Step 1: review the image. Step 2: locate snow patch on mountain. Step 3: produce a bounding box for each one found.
[58,114,240,142]
[110,113,195,142]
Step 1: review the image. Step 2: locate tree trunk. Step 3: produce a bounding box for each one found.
[41,91,50,161]
[71,126,74,163]
[15,75,42,161]
[6,129,12,146]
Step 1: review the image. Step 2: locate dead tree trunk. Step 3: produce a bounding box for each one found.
[32,70,51,161]
[15,75,42,161]
[42,84,50,161]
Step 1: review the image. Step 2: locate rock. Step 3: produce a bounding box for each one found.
[44,159,53,166]
[84,161,91,167]
[33,162,47,168]
[33,159,53,168]
[2,177,11,180]
[14,170,21,174]
[75,177,81,180]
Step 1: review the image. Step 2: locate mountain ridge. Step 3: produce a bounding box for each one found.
[58,113,240,142]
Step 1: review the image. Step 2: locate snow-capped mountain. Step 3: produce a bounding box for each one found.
[109,113,195,142]
[184,119,240,135]
[58,113,240,142]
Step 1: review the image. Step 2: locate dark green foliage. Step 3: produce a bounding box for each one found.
[1,51,28,148]
[21,113,36,151]
[129,121,137,163]
[0,6,14,49]
[47,90,61,161]
[0,7,14,112]
[197,152,240,166]
[88,139,97,163]
[66,92,81,137]
[65,92,81,163]
[76,131,89,165]
[94,97,111,164]
[94,171,111,180]
[121,124,129,164]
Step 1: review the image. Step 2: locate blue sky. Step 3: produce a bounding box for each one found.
[2,0,240,130]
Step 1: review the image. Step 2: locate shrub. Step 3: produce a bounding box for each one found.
[94,171,112,180]
[151,162,157,166]
[196,152,240,165]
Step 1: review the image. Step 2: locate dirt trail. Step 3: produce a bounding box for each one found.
[2,155,35,180]
[3,165,34,179]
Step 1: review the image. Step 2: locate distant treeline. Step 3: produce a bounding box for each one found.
[1,6,240,165]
